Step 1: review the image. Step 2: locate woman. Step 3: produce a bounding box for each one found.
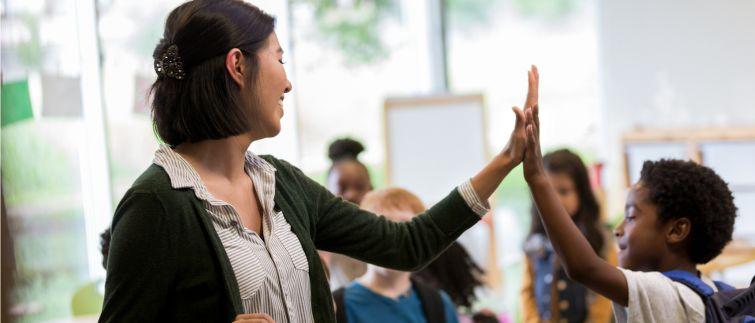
[100,0,539,322]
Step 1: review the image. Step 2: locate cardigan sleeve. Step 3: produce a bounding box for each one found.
[282,160,481,272]
[100,191,178,322]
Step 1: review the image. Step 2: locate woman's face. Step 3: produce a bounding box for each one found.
[250,32,292,139]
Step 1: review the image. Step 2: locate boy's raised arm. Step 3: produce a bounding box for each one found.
[522,103,630,306]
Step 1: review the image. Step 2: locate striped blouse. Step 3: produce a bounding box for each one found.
[153,145,488,322]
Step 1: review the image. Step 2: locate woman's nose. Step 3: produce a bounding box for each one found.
[284,80,292,93]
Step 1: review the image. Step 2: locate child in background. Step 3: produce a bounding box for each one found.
[412,241,485,311]
[323,138,373,289]
[413,242,506,323]
[521,105,737,323]
[334,188,459,323]
[327,138,374,206]
[520,149,615,323]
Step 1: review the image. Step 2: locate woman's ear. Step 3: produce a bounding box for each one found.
[225,48,246,87]
[666,217,691,245]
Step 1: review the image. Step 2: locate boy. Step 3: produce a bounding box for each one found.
[521,106,737,322]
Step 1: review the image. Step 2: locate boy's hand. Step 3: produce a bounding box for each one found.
[523,104,546,184]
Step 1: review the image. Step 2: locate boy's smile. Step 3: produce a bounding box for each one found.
[615,183,667,271]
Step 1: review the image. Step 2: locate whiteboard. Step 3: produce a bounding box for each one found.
[701,141,755,239]
[622,132,755,240]
[384,94,488,205]
[625,142,688,185]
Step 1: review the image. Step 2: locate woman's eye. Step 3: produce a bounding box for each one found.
[279,58,286,64]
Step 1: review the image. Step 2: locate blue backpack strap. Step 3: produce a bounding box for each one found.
[713,280,736,292]
[662,270,715,297]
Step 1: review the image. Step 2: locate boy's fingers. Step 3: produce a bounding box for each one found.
[526,69,536,110]
[531,66,539,107]
[525,109,534,126]
[526,125,536,149]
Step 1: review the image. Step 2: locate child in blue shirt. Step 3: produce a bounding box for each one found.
[334,188,460,323]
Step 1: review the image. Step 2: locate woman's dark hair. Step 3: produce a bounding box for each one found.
[327,138,368,174]
[100,228,111,269]
[411,242,485,309]
[151,0,276,146]
[528,149,605,254]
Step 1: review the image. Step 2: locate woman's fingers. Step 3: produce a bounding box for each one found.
[512,106,525,128]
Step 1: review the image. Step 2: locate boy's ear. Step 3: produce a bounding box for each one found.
[666,217,691,245]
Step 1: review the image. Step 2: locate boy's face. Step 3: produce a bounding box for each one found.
[614,183,668,271]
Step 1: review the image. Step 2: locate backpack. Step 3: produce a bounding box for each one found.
[663,270,755,323]
[332,279,446,323]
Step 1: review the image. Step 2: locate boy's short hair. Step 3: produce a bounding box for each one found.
[360,188,425,216]
[639,159,737,264]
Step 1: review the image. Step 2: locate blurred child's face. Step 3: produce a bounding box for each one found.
[614,183,667,271]
[547,171,580,217]
[382,208,415,223]
[327,161,372,204]
[369,207,416,276]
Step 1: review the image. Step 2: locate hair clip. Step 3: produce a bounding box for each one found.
[154,44,186,80]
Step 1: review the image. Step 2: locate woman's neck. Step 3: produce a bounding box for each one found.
[358,269,412,299]
[173,134,253,181]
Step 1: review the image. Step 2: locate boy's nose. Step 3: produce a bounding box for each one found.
[613,219,625,237]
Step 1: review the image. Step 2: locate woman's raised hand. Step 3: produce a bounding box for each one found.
[470,65,539,201]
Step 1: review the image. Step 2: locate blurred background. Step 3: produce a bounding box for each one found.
[1,0,754,322]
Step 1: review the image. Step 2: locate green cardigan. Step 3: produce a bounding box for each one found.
[100,156,481,322]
